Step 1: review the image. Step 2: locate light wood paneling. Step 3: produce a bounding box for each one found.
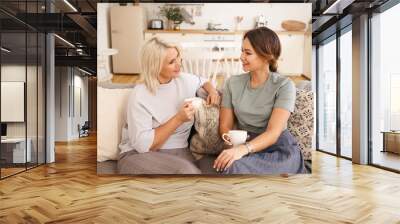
[1,135,400,223]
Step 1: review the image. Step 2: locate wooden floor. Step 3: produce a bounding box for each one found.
[1,167,26,178]
[373,151,400,171]
[1,135,400,223]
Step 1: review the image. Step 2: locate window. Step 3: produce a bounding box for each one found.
[370,2,400,171]
[340,28,352,158]
[317,37,337,154]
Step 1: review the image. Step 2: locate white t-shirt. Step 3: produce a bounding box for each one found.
[119,73,207,154]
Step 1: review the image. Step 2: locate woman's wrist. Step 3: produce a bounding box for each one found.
[244,142,254,154]
[237,145,249,156]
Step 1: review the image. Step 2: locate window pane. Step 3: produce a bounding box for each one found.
[340,29,352,158]
[318,38,337,154]
[371,3,400,171]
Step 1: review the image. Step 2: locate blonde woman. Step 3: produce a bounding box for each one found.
[118,37,220,174]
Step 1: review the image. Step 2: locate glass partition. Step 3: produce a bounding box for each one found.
[0,1,46,179]
[1,30,28,178]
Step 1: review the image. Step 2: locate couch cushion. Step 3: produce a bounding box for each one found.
[97,86,133,162]
[287,88,313,160]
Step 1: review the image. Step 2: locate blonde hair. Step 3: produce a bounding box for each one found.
[139,37,181,94]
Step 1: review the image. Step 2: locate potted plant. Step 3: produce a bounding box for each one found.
[159,5,184,30]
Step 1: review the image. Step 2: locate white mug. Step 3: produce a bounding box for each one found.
[222,130,248,146]
[184,97,203,110]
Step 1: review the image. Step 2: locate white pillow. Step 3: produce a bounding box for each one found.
[97,86,133,162]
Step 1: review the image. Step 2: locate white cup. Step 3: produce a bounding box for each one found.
[184,97,203,110]
[222,130,248,146]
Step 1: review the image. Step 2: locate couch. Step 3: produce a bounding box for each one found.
[97,81,313,174]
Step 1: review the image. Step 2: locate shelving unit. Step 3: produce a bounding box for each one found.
[144,29,309,36]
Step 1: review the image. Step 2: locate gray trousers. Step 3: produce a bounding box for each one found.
[223,130,307,174]
[117,148,201,174]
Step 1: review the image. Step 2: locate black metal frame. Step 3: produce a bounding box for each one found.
[0,0,47,180]
[367,10,373,166]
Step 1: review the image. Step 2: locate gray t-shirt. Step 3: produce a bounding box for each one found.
[119,72,206,154]
[222,72,296,134]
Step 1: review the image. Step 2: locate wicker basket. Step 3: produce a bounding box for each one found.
[281,20,306,31]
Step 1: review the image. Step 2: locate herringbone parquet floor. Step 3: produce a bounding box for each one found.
[1,135,400,224]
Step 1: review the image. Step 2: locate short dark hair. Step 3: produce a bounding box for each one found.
[243,27,281,72]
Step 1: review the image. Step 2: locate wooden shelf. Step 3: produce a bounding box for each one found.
[145,29,243,35]
[144,29,308,35]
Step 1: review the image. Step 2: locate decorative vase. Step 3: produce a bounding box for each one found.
[167,20,174,30]
[173,21,181,30]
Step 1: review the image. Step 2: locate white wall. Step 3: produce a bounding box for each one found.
[55,67,89,141]
[55,66,69,141]
[72,74,89,138]
[1,65,35,138]
[1,66,26,140]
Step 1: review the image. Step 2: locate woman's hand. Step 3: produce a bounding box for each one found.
[213,145,248,172]
[175,102,195,123]
[206,90,220,106]
[202,81,220,106]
